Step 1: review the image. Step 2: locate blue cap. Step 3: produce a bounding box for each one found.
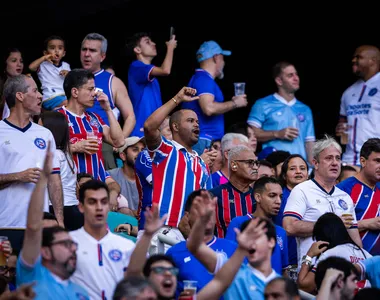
[258,146,277,161]
[196,41,231,63]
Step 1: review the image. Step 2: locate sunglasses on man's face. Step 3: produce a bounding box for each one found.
[150,266,179,276]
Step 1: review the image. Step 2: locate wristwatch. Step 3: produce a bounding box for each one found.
[301,255,313,266]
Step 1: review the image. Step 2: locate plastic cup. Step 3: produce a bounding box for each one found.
[183,280,197,295]
[87,132,99,154]
[0,236,8,266]
[234,82,245,96]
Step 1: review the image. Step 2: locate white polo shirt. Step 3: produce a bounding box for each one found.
[283,179,357,268]
[340,72,380,165]
[0,120,59,228]
[70,227,135,300]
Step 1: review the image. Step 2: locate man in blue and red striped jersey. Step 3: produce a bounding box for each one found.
[337,138,380,255]
[57,69,125,211]
[209,145,259,238]
[143,86,212,254]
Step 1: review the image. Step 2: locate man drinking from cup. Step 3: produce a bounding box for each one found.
[181,40,248,155]
[57,68,125,211]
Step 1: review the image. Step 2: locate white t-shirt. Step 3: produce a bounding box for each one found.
[55,150,78,206]
[0,120,59,228]
[38,61,71,101]
[340,72,380,165]
[2,103,10,120]
[283,179,357,268]
[313,243,372,288]
[70,228,135,300]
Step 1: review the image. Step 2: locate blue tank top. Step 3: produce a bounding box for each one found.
[86,69,115,125]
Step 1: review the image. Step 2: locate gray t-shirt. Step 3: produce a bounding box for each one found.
[108,168,139,210]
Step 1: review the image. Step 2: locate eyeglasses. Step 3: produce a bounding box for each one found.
[234,159,260,168]
[49,239,78,249]
[150,266,179,276]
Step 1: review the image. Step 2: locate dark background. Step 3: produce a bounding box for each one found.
[3,0,378,140]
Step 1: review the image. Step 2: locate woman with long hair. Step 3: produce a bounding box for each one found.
[276,154,309,268]
[0,48,25,120]
[39,111,84,230]
[297,212,371,294]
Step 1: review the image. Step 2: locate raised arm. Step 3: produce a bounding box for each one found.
[150,35,177,76]
[29,54,53,72]
[125,204,166,277]
[112,76,136,138]
[22,142,53,266]
[144,87,199,150]
[196,217,267,300]
[97,90,124,148]
[186,191,218,273]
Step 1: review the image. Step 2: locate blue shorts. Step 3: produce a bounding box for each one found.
[42,95,67,110]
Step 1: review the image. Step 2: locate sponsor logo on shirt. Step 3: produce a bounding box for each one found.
[108,249,123,262]
[34,138,47,150]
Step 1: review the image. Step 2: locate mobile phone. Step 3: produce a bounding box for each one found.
[170,27,175,39]
[95,87,103,93]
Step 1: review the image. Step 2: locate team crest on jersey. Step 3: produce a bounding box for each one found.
[277,235,284,250]
[34,138,47,149]
[90,117,99,127]
[368,88,378,97]
[109,249,122,262]
[75,292,89,300]
[139,150,152,168]
[297,113,305,122]
[338,199,348,210]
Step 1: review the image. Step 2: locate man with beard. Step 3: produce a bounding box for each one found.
[16,142,89,299]
[143,87,212,254]
[69,179,136,300]
[336,45,380,167]
[109,136,146,214]
[181,41,248,155]
[248,61,315,166]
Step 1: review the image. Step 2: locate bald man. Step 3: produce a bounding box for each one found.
[336,45,380,167]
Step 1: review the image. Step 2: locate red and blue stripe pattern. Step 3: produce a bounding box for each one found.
[211,182,256,238]
[338,177,380,255]
[57,107,110,182]
[51,167,60,175]
[150,136,211,227]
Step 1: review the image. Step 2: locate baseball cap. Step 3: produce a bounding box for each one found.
[117,136,145,153]
[257,146,277,161]
[196,40,231,63]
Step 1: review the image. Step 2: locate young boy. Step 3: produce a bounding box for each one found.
[29,35,71,110]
